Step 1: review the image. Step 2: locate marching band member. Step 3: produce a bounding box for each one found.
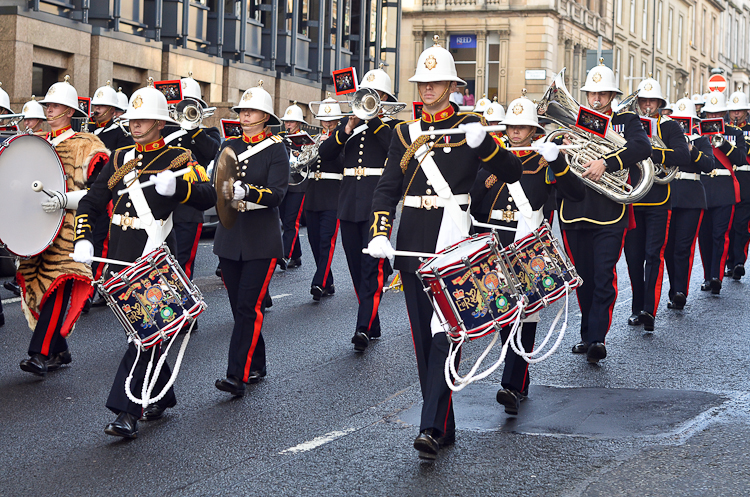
[162,75,221,280]
[0,82,12,115]
[698,91,746,294]
[277,102,309,270]
[691,93,706,116]
[89,81,133,153]
[21,96,46,134]
[559,61,651,363]
[367,37,522,459]
[318,65,400,352]
[115,88,128,118]
[72,81,215,438]
[18,77,109,376]
[212,82,288,397]
[305,96,343,301]
[724,89,750,280]
[470,93,584,415]
[482,96,505,128]
[473,93,491,114]
[664,98,715,309]
[624,77,689,332]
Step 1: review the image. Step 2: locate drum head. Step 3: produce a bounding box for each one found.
[0,134,66,257]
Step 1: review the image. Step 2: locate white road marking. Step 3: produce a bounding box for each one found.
[1,297,21,305]
[272,293,292,299]
[279,428,355,455]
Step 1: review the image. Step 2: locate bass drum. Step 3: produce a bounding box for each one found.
[0,133,66,258]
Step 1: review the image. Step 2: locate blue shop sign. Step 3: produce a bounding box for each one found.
[450,34,476,49]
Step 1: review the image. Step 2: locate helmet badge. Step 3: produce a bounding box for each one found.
[592,72,602,83]
[367,73,376,82]
[243,90,253,101]
[324,105,332,113]
[133,95,143,109]
[425,55,437,71]
[678,103,686,111]
[644,83,652,91]
[734,96,740,103]
[513,103,524,115]
[711,96,718,105]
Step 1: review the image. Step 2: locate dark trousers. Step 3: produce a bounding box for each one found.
[698,205,734,281]
[174,221,203,279]
[562,226,626,344]
[402,272,457,436]
[306,209,339,290]
[106,341,176,417]
[501,322,536,396]
[624,207,671,316]
[665,208,703,299]
[340,220,392,337]
[28,279,73,357]
[279,192,305,260]
[219,257,275,382]
[727,199,750,269]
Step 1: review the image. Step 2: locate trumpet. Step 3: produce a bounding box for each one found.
[309,88,407,120]
[170,99,216,130]
[0,113,25,127]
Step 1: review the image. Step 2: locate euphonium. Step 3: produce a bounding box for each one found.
[618,91,678,185]
[536,69,654,204]
[288,132,324,186]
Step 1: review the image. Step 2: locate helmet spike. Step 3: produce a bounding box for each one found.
[432,34,441,47]
[63,75,71,84]
[147,77,154,87]
[188,71,193,78]
[521,88,527,97]
[258,80,264,87]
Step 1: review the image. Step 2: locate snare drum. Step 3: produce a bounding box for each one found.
[98,246,206,350]
[417,233,523,342]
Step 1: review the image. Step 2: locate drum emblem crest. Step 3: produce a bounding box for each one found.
[453,289,465,299]
[146,286,164,303]
[482,271,501,291]
[529,256,546,273]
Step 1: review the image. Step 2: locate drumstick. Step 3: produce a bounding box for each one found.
[117,167,192,196]
[472,221,517,232]
[68,254,136,266]
[415,125,507,137]
[31,181,54,198]
[362,248,437,258]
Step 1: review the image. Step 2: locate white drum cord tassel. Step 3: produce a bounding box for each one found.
[509,281,571,364]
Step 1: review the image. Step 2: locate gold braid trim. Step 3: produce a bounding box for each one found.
[107,150,191,189]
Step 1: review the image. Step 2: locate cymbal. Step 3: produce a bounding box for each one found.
[214,146,238,229]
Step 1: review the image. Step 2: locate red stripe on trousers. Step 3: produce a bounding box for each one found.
[321,220,340,288]
[686,211,704,297]
[561,231,583,313]
[604,230,628,341]
[651,210,672,315]
[367,257,386,330]
[184,224,203,279]
[719,207,735,282]
[41,286,66,356]
[287,195,306,259]
[243,259,276,382]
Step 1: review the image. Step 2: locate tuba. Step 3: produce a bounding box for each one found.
[536,69,654,204]
[288,132,323,186]
[617,91,678,184]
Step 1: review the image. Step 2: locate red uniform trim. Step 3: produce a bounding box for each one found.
[41,285,66,356]
[686,210,704,297]
[367,257,387,331]
[242,259,276,382]
[719,206,736,282]
[604,230,628,342]
[321,220,340,288]
[651,210,672,315]
[287,194,305,259]
[184,224,203,279]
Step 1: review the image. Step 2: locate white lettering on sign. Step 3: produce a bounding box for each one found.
[456,37,473,44]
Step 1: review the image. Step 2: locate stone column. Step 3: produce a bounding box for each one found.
[475,30,487,99]
[572,44,581,101]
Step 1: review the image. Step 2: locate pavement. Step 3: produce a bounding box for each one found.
[1,225,750,496]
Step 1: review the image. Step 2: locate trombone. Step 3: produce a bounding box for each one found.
[170,99,216,130]
[308,88,407,120]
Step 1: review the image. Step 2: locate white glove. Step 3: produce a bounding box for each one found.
[72,240,94,264]
[367,235,395,259]
[41,190,86,213]
[151,171,177,197]
[233,180,247,201]
[459,122,487,149]
[538,142,560,162]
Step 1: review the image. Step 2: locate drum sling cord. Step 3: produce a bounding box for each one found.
[444,281,571,392]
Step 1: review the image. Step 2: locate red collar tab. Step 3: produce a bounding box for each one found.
[243,128,272,144]
[135,138,166,153]
[738,121,748,128]
[96,120,110,128]
[49,125,72,138]
[512,149,533,157]
[603,109,613,116]
[421,105,455,123]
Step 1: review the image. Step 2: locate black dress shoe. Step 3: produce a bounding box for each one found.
[627,313,641,326]
[324,284,335,296]
[710,277,722,295]
[90,289,107,307]
[436,430,455,448]
[352,330,369,352]
[586,342,607,364]
[4,280,20,297]
[0,312,4,327]
[733,264,745,280]
[247,368,266,384]
[82,298,91,314]
[142,400,176,421]
[700,280,710,291]
[639,311,655,332]
[668,292,686,310]
[264,293,273,309]
[104,412,138,439]
[496,388,526,415]
[20,354,47,376]
[413,430,440,460]
[278,258,288,271]
[571,341,589,354]
[215,376,246,396]
[215,265,222,277]
[286,258,302,269]
[45,350,72,372]
[311,285,324,302]
[725,266,734,277]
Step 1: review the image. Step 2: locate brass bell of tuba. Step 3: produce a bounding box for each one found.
[170,99,216,130]
[536,69,655,204]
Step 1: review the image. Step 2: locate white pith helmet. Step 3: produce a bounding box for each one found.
[691,93,706,106]
[120,78,177,124]
[0,83,11,114]
[672,97,698,119]
[474,94,491,113]
[181,73,207,107]
[91,80,120,108]
[483,96,506,123]
[21,96,46,120]
[727,88,750,112]
[116,87,129,111]
[581,60,622,95]
[702,91,728,114]
[280,101,308,124]
[39,75,88,118]
[636,76,667,110]
[360,64,396,102]
[233,81,280,126]
[314,94,343,122]
[409,35,466,86]
[500,92,544,130]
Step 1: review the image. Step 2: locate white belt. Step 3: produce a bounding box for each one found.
[702,169,732,177]
[490,209,520,222]
[403,194,470,210]
[343,167,383,177]
[735,165,750,172]
[675,172,701,181]
[111,214,168,231]
[312,172,343,181]
[232,200,268,212]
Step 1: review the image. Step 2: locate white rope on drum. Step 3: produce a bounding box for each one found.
[509,282,571,364]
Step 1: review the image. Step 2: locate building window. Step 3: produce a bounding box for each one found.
[656,1,662,51]
[667,8,673,57]
[734,18,739,63]
[726,12,732,60]
[690,66,695,94]
[616,0,622,25]
[701,9,706,54]
[628,54,635,93]
[32,64,59,97]
[666,75,672,101]
[487,41,501,101]
[450,35,477,94]
[630,0,636,33]
[677,15,683,62]
[711,16,716,60]
[642,0,648,41]
[656,69,661,89]
[690,6,695,49]
[615,47,622,87]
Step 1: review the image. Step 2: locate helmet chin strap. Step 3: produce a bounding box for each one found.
[418,83,452,108]
[509,127,535,147]
[131,120,160,139]
[47,107,72,122]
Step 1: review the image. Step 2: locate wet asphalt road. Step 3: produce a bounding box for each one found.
[1,225,750,496]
